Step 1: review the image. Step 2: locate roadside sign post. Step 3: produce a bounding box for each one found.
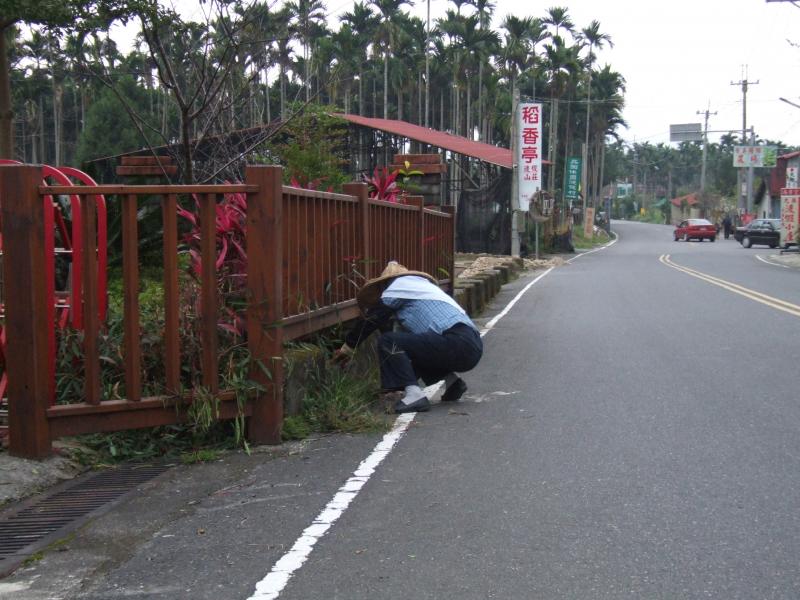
[780,188,800,248]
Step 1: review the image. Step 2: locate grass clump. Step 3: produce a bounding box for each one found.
[282,352,388,441]
[572,224,611,249]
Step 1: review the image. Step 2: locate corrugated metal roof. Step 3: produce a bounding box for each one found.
[335,113,513,169]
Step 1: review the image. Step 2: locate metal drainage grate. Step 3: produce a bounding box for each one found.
[0,463,171,576]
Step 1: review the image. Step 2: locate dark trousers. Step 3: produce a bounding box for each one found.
[377,323,483,390]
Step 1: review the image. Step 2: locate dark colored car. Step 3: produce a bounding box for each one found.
[674,218,717,242]
[734,218,781,248]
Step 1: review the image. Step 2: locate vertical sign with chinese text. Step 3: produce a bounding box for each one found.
[518,103,542,212]
[780,188,800,247]
[565,157,581,200]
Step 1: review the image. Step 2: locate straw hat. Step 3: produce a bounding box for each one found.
[356,261,438,308]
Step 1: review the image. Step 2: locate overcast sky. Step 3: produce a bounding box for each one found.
[117,0,800,148]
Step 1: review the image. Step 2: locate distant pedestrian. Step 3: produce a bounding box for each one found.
[723,214,733,239]
[332,261,483,413]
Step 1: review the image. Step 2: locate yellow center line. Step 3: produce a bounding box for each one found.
[659,254,800,318]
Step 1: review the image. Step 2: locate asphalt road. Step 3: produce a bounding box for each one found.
[5,220,800,599]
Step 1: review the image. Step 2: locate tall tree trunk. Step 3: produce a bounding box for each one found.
[38,96,45,163]
[417,73,422,126]
[477,61,483,141]
[53,82,64,166]
[358,72,363,116]
[397,85,403,121]
[466,83,471,140]
[383,53,388,119]
[181,109,193,184]
[0,26,14,159]
[280,66,286,120]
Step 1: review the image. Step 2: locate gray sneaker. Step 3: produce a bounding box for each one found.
[394,396,431,413]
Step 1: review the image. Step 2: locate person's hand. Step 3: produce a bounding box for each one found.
[330,343,354,367]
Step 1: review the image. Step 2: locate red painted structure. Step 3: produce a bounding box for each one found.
[0,162,108,444]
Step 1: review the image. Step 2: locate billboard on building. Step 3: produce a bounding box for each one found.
[733,146,777,168]
[518,103,542,212]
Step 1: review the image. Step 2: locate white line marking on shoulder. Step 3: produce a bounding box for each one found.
[248,248,567,599]
[755,254,791,268]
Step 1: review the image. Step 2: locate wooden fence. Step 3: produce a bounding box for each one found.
[0,164,455,459]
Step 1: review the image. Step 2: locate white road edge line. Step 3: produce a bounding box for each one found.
[565,230,619,264]
[755,254,791,269]
[248,233,619,599]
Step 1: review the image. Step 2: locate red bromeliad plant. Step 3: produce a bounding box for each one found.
[363,166,401,203]
[289,175,335,192]
[177,187,248,337]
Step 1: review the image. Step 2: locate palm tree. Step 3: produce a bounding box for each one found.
[496,16,534,101]
[579,20,612,210]
[588,66,626,206]
[340,2,378,116]
[287,0,326,102]
[370,0,413,120]
[542,34,581,196]
[543,6,574,41]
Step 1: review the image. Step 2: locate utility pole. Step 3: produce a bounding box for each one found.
[510,88,520,256]
[696,104,717,192]
[731,66,759,212]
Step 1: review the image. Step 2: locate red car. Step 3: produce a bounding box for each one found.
[674,218,717,242]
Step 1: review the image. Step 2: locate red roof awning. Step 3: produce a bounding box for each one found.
[670,193,700,207]
[335,113,515,169]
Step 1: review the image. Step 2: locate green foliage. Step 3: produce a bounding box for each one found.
[281,415,312,441]
[571,224,609,249]
[263,103,349,192]
[282,346,387,440]
[301,361,386,434]
[631,206,666,225]
[76,75,162,164]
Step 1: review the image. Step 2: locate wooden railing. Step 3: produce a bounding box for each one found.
[0,165,454,459]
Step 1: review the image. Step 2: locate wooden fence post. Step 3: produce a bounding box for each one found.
[343,182,370,281]
[404,196,425,272]
[442,205,456,295]
[0,165,52,459]
[245,166,284,444]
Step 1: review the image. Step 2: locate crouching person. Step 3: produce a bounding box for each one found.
[333,261,483,413]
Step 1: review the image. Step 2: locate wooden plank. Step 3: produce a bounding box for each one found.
[245,166,284,444]
[47,393,248,438]
[162,194,180,395]
[0,165,53,458]
[81,194,101,405]
[388,163,447,174]
[121,194,142,402]
[116,166,179,177]
[120,156,175,167]
[393,154,443,165]
[282,302,360,341]
[42,185,256,195]
[199,193,219,393]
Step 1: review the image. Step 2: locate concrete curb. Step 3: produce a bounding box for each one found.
[454,259,523,318]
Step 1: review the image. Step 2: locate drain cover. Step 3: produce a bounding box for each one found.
[0,463,170,576]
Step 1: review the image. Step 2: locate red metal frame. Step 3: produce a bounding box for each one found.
[0,162,108,413]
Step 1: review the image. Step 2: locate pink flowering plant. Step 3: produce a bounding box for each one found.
[177,187,248,337]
